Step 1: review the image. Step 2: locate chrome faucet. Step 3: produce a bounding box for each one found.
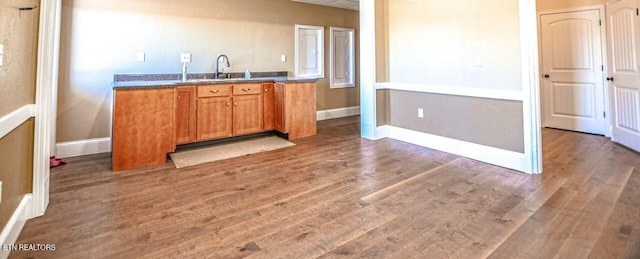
[214,54,231,79]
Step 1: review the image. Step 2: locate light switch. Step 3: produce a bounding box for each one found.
[474,55,483,67]
[281,54,286,63]
[0,44,4,67]
[137,52,145,62]
[180,53,191,63]
[418,108,424,118]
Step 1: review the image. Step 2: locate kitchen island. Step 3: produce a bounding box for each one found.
[112,74,317,171]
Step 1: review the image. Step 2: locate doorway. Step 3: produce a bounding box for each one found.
[539,8,608,136]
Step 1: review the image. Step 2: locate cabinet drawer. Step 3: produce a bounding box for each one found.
[233,84,262,95]
[198,84,231,97]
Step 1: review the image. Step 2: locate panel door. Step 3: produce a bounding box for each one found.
[233,94,263,136]
[197,96,232,141]
[263,83,275,131]
[607,0,640,152]
[175,86,197,145]
[540,10,606,134]
[274,83,286,133]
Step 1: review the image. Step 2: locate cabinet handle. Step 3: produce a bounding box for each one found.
[226,102,230,106]
[264,89,268,92]
[233,102,238,106]
[177,96,181,100]
[210,89,220,93]
[242,88,251,92]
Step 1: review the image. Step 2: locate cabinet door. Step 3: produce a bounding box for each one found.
[262,83,275,131]
[175,86,197,145]
[287,82,317,140]
[233,94,263,136]
[274,83,286,133]
[113,88,175,171]
[197,96,232,141]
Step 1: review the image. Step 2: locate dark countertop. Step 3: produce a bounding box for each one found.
[112,77,319,90]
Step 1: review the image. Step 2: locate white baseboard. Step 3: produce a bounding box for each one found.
[377,125,527,173]
[317,106,360,121]
[55,137,111,158]
[0,105,36,140]
[0,194,32,259]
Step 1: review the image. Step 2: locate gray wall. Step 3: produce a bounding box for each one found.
[383,90,524,153]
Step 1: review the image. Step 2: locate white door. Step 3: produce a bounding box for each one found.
[540,10,607,135]
[607,0,640,152]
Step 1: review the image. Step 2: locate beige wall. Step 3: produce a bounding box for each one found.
[0,0,38,117]
[0,120,34,231]
[57,0,360,142]
[0,0,38,231]
[386,0,522,91]
[376,0,526,153]
[375,0,389,82]
[537,0,610,11]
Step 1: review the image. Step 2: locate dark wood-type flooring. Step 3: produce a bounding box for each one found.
[11,116,640,258]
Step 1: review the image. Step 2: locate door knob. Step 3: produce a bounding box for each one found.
[606,77,614,81]
[543,74,550,78]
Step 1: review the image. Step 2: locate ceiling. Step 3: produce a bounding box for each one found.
[291,0,359,11]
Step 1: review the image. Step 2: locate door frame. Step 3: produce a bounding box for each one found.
[31,0,62,218]
[537,5,612,137]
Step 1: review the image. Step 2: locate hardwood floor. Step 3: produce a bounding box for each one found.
[10,116,640,258]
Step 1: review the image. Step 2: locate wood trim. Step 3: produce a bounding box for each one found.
[55,137,111,158]
[360,1,377,139]
[0,105,36,139]
[520,0,543,174]
[316,106,360,121]
[0,194,32,259]
[32,0,63,218]
[376,83,524,101]
[379,125,527,172]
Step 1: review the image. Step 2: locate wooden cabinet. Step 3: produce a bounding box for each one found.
[262,83,275,131]
[274,82,317,140]
[274,83,285,133]
[175,86,197,145]
[112,80,317,171]
[233,94,263,135]
[197,96,232,141]
[112,88,175,171]
[195,83,263,141]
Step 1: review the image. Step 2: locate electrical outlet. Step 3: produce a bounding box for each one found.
[0,44,4,66]
[418,108,424,118]
[180,53,191,63]
[137,52,145,62]
[281,54,286,63]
